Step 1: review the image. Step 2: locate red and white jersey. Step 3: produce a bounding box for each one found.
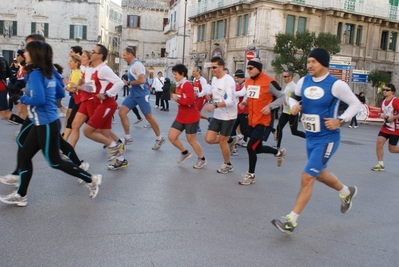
[193,76,208,97]
[91,63,124,96]
[381,97,399,134]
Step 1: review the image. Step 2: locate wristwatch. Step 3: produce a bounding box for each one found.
[104,93,109,99]
[213,102,218,108]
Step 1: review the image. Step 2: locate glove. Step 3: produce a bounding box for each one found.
[11,94,21,105]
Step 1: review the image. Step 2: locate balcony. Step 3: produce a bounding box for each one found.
[188,0,399,22]
[164,22,177,34]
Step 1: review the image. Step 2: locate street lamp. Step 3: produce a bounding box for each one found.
[182,0,187,64]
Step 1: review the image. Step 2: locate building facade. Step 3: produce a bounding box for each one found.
[0,0,122,76]
[121,0,169,81]
[188,0,399,104]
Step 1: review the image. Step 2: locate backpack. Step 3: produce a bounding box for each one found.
[0,57,11,81]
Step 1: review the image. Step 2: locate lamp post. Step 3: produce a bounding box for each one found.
[182,0,187,64]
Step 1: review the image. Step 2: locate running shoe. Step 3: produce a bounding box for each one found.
[238,173,256,185]
[0,174,19,187]
[237,138,247,147]
[271,215,297,234]
[0,191,27,207]
[193,158,207,169]
[107,142,125,161]
[124,137,133,145]
[143,124,152,128]
[85,175,102,198]
[197,127,202,134]
[340,186,358,214]
[371,163,384,171]
[108,159,129,170]
[178,152,192,163]
[217,164,234,174]
[152,137,166,150]
[133,118,143,125]
[231,148,238,156]
[276,147,286,167]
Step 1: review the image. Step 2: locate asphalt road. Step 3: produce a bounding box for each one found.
[0,95,397,267]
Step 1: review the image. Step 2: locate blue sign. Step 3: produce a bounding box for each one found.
[351,73,368,83]
[329,64,351,70]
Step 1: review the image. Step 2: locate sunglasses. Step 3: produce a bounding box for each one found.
[383,89,392,92]
[246,67,254,70]
[91,51,101,55]
[283,76,290,78]
[211,66,219,69]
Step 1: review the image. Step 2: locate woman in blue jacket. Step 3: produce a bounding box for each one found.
[0,41,102,207]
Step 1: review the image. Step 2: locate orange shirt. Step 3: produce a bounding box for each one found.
[245,72,275,127]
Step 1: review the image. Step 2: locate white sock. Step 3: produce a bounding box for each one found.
[117,156,124,161]
[238,134,243,139]
[378,161,384,166]
[109,141,116,148]
[289,211,299,224]
[125,134,131,140]
[156,135,162,141]
[339,185,350,197]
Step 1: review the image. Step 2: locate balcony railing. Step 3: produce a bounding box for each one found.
[188,0,399,22]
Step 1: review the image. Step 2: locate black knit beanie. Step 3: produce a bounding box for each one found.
[247,59,263,72]
[308,48,330,67]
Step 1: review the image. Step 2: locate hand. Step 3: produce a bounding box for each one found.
[291,105,302,115]
[96,93,107,100]
[324,118,341,130]
[261,105,271,115]
[171,93,180,102]
[238,102,246,110]
[205,94,212,101]
[204,104,215,112]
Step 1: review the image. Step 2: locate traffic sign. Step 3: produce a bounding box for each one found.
[246,51,255,61]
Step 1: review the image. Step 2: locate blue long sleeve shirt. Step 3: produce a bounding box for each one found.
[20,69,59,126]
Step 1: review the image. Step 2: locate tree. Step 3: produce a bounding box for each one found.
[272,30,341,77]
[367,69,391,106]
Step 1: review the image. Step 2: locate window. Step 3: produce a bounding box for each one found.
[0,21,17,38]
[69,25,87,40]
[355,26,362,46]
[197,24,206,42]
[127,15,140,28]
[337,22,343,42]
[286,15,295,35]
[297,17,306,33]
[31,22,49,37]
[381,30,389,50]
[389,32,397,51]
[237,15,249,36]
[343,23,355,44]
[161,48,166,58]
[211,20,226,40]
[163,18,168,30]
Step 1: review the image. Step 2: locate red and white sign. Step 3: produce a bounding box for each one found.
[246,51,255,61]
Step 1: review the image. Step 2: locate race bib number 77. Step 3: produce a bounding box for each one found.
[301,114,321,132]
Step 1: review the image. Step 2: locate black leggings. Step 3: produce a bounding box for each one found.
[12,119,84,176]
[276,113,305,148]
[17,120,92,196]
[132,106,142,120]
[230,113,249,141]
[161,99,169,110]
[246,136,278,174]
[65,103,81,129]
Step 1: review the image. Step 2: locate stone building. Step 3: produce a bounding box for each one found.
[0,0,122,76]
[188,0,399,105]
[121,0,170,82]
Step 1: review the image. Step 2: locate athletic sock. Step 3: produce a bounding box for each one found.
[289,211,299,224]
[339,185,350,197]
[378,161,384,166]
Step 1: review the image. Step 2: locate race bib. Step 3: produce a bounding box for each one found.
[247,85,260,99]
[301,114,321,133]
[194,87,199,96]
